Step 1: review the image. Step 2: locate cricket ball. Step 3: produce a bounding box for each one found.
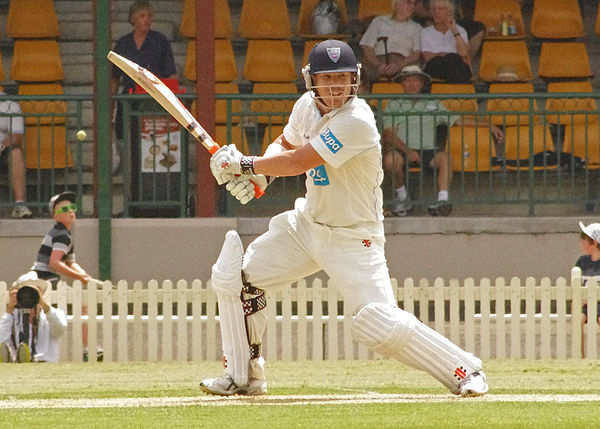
[77,130,87,141]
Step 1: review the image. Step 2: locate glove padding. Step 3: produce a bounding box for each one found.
[226,175,270,204]
[209,144,244,184]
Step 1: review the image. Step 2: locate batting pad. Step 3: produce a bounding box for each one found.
[352,303,482,394]
[211,230,250,386]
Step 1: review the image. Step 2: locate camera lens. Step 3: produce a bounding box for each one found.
[16,286,40,308]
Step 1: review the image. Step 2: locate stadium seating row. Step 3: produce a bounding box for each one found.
[177,0,599,41]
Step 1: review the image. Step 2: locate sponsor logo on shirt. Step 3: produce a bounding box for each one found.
[320,128,343,154]
[309,165,330,186]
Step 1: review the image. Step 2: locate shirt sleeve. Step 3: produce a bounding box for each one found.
[283,95,309,147]
[310,117,377,169]
[359,17,381,48]
[157,32,177,77]
[44,307,67,339]
[8,101,24,135]
[0,312,13,345]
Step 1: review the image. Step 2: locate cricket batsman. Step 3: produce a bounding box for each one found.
[202,39,488,397]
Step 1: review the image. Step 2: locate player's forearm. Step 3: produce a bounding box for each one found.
[253,149,317,177]
[49,261,87,282]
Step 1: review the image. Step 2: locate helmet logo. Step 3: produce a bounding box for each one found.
[326,47,341,63]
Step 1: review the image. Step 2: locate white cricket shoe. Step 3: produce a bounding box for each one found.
[200,373,267,396]
[459,371,488,397]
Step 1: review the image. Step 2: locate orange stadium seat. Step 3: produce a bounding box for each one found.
[431,83,478,112]
[184,40,238,82]
[297,0,349,37]
[478,41,532,83]
[24,124,72,170]
[486,83,536,126]
[7,0,59,39]
[504,125,554,170]
[357,0,393,24]
[18,84,67,126]
[538,43,592,81]
[544,81,597,126]
[179,0,233,39]
[215,125,250,155]
[530,0,585,39]
[250,82,298,124]
[474,0,525,40]
[243,40,297,82]
[449,126,497,172]
[239,0,291,39]
[563,124,600,168]
[10,40,64,82]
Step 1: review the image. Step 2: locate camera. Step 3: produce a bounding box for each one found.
[16,286,40,309]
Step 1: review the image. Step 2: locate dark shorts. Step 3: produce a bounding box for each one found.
[0,146,13,172]
[408,149,436,170]
[35,270,60,289]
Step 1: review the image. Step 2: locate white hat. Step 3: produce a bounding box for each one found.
[579,221,600,242]
[394,65,431,85]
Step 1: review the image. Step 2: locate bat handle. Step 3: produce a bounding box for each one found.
[207,143,265,199]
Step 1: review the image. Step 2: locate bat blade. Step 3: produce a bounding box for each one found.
[107,50,264,198]
[107,50,219,154]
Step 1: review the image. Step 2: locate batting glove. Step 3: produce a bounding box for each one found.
[226,174,271,205]
[209,144,256,185]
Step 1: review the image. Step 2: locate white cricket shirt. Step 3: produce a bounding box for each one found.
[283,92,384,233]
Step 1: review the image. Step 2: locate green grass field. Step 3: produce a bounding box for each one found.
[1,360,599,428]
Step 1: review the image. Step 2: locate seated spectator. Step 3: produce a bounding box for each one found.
[360,0,422,82]
[576,222,600,324]
[0,278,67,363]
[414,1,483,60]
[420,0,472,83]
[381,65,503,216]
[0,92,32,218]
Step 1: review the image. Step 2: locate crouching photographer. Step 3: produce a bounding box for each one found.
[0,279,67,363]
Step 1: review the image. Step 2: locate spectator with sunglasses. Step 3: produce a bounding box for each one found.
[23,192,90,288]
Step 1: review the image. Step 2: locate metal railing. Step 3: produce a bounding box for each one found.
[2,92,600,218]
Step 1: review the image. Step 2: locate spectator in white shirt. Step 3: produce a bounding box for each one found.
[0,279,67,363]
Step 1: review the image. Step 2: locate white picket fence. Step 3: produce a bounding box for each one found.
[0,268,598,362]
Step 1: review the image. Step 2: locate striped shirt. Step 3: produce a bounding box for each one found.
[32,223,75,274]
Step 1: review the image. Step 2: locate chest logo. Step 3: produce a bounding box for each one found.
[309,165,330,186]
[320,128,343,153]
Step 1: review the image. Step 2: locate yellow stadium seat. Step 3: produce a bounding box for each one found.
[431,83,478,112]
[11,40,64,82]
[449,126,497,172]
[24,124,72,170]
[530,0,585,39]
[504,125,554,170]
[262,125,285,154]
[215,125,250,155]
[184,40,237,82]
[18,84,67,126]
[370,82,404,111]
[563,124,600,168]
[357,0,392,24]
[239,0,291,39]
[180,0,233,39]
[538,43,592,81]
[7,0,59,39]
[297,0,349,36]
[244,40,296,83]
[486,83,536,126]
[250,83,298,124]
[474,0,526,39]
[545,81,597,126]
[478,41,532,83]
